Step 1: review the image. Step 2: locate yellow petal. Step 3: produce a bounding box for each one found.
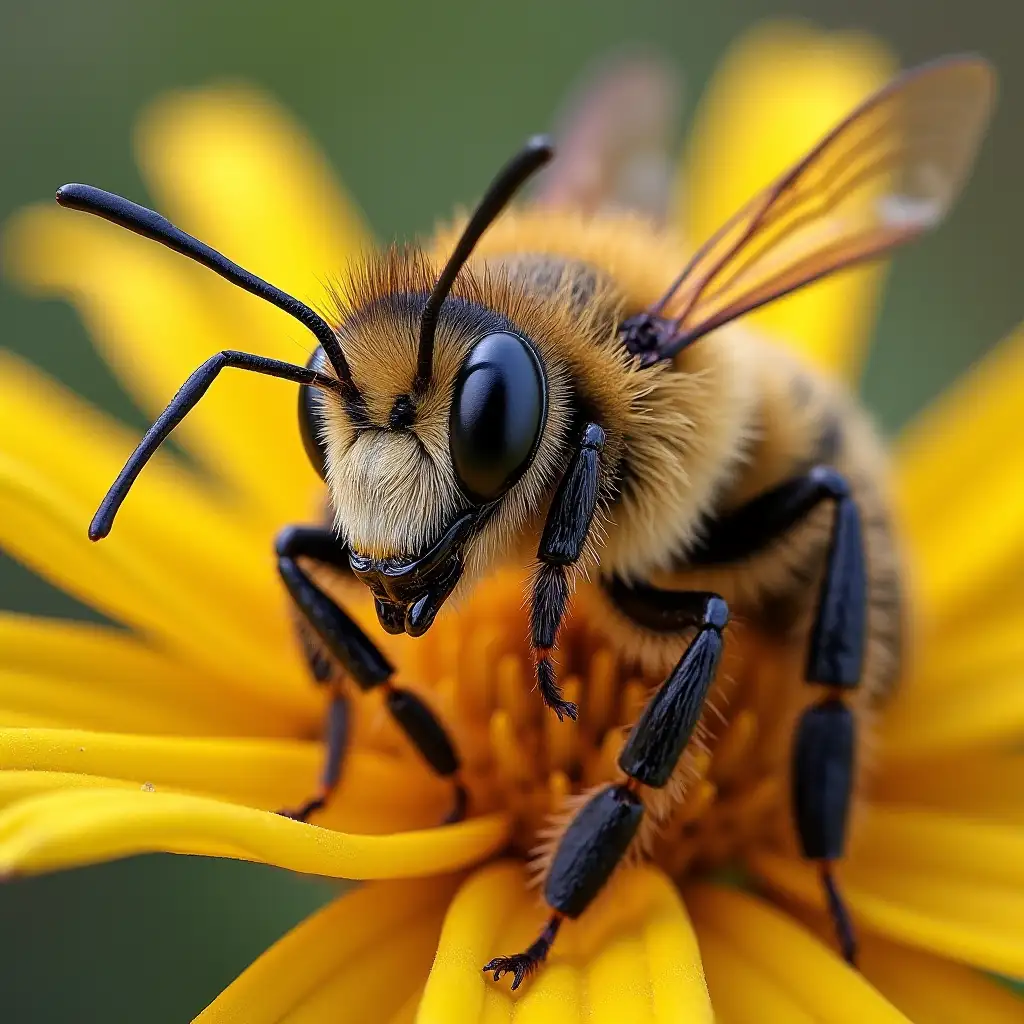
[0,787,510,879]
[895,323,1024,629]
[0,613,289,736]
[686,884,910,1023]
[859,930,1024,1024]
[0,351,287,632]
[0,770,140,807]
[137,84,370,306]
[848,805,1024,890]
[697,927,816,1023]
[750,850,1024,978]
[4,206,318,525]
[419,860,712,1024]
[879,752,1024,824]
[0,727,448,834]
[389,988,426,1024]
[0,452,311,712]
[877,672,1024,759]
[0,710,60,729]
[195,876,459,1024]
[681,20,893,380]
[904,615,1024,702]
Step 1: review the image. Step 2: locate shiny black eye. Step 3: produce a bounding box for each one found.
[298,348,329,481]
[449,331,546,503]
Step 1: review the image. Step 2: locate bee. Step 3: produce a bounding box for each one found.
[56,53,995,987]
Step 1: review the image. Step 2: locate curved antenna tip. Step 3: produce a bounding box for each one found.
[55,182,96,207]
[526,135,556,157]
[413,135,558,393]
[88,517,110,542]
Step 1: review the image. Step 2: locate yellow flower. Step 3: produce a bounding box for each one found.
[2,20,1022,1023]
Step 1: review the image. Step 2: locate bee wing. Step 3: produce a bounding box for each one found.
[653,55,995,357]
[535,54,683,223]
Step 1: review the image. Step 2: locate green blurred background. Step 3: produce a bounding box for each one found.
[0,0,1020,1020]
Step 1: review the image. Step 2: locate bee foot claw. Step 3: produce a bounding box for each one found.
[277,795,325,822]
[482,915,561,991]
[482,954,536,991]
[549,698,578,722]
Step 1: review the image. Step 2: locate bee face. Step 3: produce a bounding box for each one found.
[301,271,572,637]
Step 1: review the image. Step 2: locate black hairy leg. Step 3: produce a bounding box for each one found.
[279,688,349,821]
[275,524,467,824]
[616,594,728,785]
[486,594,728,988]
[530,422,605,721]
[687,465,866,688]
[685,466,867,961]
[792,696,858,964]
[484,783,644,989]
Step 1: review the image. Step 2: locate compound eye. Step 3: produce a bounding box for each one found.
[449,331,546,503]
[298,348,329,481]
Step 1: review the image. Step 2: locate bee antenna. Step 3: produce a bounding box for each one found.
[54,183,357,395]
[414,136,554,395]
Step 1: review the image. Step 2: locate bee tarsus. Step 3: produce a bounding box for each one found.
[482,914,563,991]
[277,690,348,822]
[485,597,730,984]
[794,699,858,964]
[820,862,858,966]
[530,421,606,720]
[443,781,470,826]
[275,524,466,824]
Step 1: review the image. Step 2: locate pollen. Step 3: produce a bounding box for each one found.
[363,567,800,886]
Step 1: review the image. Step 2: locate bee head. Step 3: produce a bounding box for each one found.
[281,137,562,636]
[64,136,584,639]
[300,246,575,637]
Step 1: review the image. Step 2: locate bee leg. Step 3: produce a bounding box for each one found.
[485,595,727,988]
[687,467,866,961]
[792,697,858,964]
[615,595,728,784]
[483,914,563,991]
[279,688,349,821]
[688,466,866,687]
[275,525,468,824]
[531,422,606,722]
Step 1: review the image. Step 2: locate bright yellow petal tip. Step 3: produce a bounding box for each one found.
[680,20,894,380]
[688,885,910,1023]
[419,861,712,1024]
[0,727,450,834]
[749,849,1024,980]
[895,321,1024,629]
[195,877,460,1024]
[0,787,510,880]
[136,84,371,302]
[859,931,1024,1024]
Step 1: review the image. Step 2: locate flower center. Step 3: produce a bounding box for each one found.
[357,569,794,883]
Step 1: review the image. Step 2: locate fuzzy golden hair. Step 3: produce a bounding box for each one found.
[313,203,900,702]
[431,208,761,582]
[312,208,764,618]
[309,211,753,610]
[303,204,903,892]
